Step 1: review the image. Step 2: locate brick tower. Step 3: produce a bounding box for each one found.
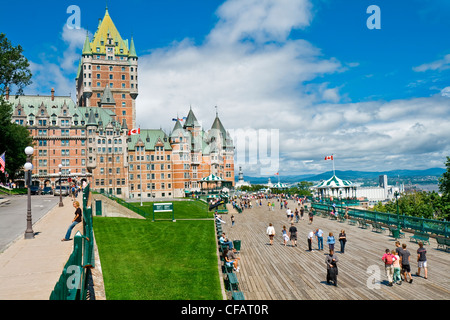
[75,7,138,128]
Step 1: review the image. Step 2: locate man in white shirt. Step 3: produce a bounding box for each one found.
[308,230,314,251]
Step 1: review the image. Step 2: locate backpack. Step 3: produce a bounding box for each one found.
[384,254,394,265]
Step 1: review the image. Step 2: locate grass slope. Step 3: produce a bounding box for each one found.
[93,216,222,300]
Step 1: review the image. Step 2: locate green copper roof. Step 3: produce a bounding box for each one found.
[127,129,172,151]
[128,37,137,58]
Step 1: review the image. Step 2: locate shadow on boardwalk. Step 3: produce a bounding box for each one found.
[223,199,450,300]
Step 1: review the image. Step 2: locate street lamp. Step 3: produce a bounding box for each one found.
[394,191,400,229]
[24,146,34,239]
[58,164,64,207]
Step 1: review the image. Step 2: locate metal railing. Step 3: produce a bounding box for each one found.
[311,202,449,238]
[49,184,95,300]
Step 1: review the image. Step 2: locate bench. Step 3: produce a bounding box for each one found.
[436,237,450,251]
[358,220,369,229]
[232,290,245,300]
[348,219,358,226]
[409,232,430,245]
[225,272,239,291]
[372,223,387,233]
[329,213,338,220]
[217,209,228,214]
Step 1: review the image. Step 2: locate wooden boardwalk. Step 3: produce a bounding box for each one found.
[221,199,450,300]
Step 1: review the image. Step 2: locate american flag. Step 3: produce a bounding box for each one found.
[0,152,5,173]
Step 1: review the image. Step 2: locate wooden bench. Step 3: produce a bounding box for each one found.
[232,290,245,300]
[436,237,450,251]
[409,232,430,245]
[225,272,239,291]
[358,219,369,229]
[372,223,387,233]
[217,209,228,214]
[348,219,358,226]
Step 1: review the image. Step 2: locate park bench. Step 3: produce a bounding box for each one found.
[217,209,228,214]
[329,213,338,220]
[225,272,239,291]
[409,232,430,245]
[232,290,245,300]
[358,219,370,229]
[388,226,405,239]
[372,223,387,233]
[436,237,450,251]
[348,219,358,226]
[222,263,234,273]
[338,214,347,223]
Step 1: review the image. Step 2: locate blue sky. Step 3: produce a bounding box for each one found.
[2,0,450,176]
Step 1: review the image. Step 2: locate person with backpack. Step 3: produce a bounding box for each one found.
[382,248,397,286]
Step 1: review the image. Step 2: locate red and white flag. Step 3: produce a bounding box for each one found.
[324,155,333,160]
[127,128,140,136]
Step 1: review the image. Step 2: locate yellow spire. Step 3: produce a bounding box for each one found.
[90,8,129,56]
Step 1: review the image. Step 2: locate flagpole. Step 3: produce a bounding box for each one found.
[332,154,335,176]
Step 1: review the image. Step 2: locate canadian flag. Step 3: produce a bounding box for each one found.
[274,172,279,176]
[128,128,141,136]
[324,155,333,160]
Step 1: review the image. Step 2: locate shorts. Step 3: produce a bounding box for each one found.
[269,235,274,240]
[401,264,411,273]
[290,235,297,241]
[418,261,427,268]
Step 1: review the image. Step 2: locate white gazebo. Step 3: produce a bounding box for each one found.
[199,174,224,190]
[272,182,288,189]
[313,175,356,199]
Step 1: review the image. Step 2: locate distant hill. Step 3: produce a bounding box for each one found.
[239,168,446,184]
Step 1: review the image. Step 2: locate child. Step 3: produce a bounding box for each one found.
[282,226,289,246]
[392,249,402,285]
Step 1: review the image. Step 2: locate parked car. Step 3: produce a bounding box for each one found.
[54,185,70,196]
[30,185,41,195]
[42,186,53,195]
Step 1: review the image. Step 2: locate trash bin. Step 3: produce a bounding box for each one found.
[233,240,241,251]
[95,200,102,216]
[392,229,400,239]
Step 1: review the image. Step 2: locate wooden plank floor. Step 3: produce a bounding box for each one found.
[221,200,450,300]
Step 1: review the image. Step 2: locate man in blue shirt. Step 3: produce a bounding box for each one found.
[219,232,233,250]
[315,228,324,251]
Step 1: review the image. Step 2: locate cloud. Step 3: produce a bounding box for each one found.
[413,54,450,72]
[26,25,87,97]
[134,0,450,175]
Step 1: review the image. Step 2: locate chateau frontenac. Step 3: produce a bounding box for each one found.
[8,7,235,199]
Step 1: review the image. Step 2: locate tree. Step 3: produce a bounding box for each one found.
[0,33,33,181]
[0,33,32,96]
[438,156,450,220]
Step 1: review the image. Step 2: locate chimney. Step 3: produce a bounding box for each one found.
[51,88,55,101]
[5,87,9,100]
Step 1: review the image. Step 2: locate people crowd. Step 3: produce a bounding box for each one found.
[223,192,431,289]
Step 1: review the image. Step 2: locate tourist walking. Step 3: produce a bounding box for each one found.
[289,223,298,247]
[392,249,402,285]
[416,241,428,279]
[326,249,339,286]
[300,206,304,220]
[308,207,314,224]
[315,228,324,251]
[266,223,276,245]
[307,230,314,251]
[327,232,335,251]
[382,249,396,286]
[338,230,347,253]
[399,243,413,283]
[282,226,289,246]
[61,201,82,241]
[231,215,235,228]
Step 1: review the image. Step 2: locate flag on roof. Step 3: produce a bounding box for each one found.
[0,152,5,173]
[324,155,333,160]
[127,128,140,135]
[172,117,186,122]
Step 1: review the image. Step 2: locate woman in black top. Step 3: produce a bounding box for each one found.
[62,201,82,241]
[339,230,347,253]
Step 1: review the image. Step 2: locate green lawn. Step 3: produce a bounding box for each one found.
[93,214,223,300]
[128,199,212,220]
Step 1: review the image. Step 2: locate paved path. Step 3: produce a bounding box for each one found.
[0,195,82,300]
[223,199,450,300]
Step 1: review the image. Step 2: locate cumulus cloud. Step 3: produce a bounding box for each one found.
[26,25,87,97]
[132,0,450,175]
[413,54,450,72]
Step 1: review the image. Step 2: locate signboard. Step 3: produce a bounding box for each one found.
[152,202,175,222]
[153,203,173,212]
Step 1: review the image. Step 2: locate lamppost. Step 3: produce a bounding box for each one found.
[394,191,400,229]
[24,146,34,239]
[58,163,64,207]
